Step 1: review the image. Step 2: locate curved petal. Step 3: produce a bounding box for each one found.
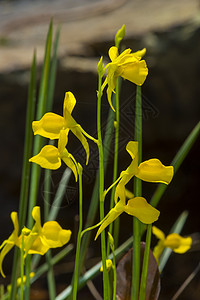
[32,206,42,233]
[108,46,119,61]
[27,236,49,255]
[152,226,165,241]
[63,91,76,118]
[124,197,160,224]
[32,113,65,139]
[29,145,61,170]
[114,171,133,204]
[63,92,78,128]
[58,129,68,154]
[132,48,146,59]
[136,159,174,184]
[95,202,124,240]
[41,221,71,248]
[0,242,15,277]
[61,151,78,182]
[165,234,192,253]
[71,126,90,165]
[114,141,138,204]
[153,240,164,262]
[119,60,148,86]
[0,212,19,277]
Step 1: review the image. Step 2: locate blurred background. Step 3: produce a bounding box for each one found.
[0,0,200,299]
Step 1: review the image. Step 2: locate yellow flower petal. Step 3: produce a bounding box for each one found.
[0,212,19,277]
[29,145,61,170]
[152,226,165,241]
[164,234,192,253]
[32,113,65,139]
[63,91,76,117]
[41,221,71,248]
[124,197,160,224]
[119,60,148,86]
[71,126,90,165]
[153,240,164,263]
[100,259,113,272]
[95,201,124,240]
[132,48,146,59]
[58,129,68,154]
[62,153,78,182]
[136,159,174,184]
[108,46,119,61]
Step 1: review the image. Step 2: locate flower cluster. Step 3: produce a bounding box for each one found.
[29,91,96,179]
[0,206,71,277]
[95,141,174,239]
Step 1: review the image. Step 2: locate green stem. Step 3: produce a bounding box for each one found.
[20,234,25,300]
[132,86,142,299]
[72,164,83,300]
[97,69,109,300]
[139,224,152,300]
[44,166,57,300]
[112,79,120,249]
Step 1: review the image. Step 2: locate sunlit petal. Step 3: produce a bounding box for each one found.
[63,91,76,117]
[41,221,72,248]
[136,159,174,184]
[108,46,119,61]
[29,145,61,170]
[32,113,65,139]
[124,197,160,224]
[119,60,148,86]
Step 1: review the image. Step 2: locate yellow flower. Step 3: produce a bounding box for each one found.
[100,259,113,272]
[0,207,71,277]
[29,130,78,181]
[23,206,72,257]
[95,197,159,240]
[152,226,192,262]
[0,212,20,277]
[115,141,174,205]
[32,91,94,164]
[102,46,148,110]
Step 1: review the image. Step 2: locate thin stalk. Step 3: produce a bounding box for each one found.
[77,82,119,277]
[25,21,53,300]
[139,224,152,300]
[97,69,109,300]
[10,51,37,300]
[111,78,120,249]
[72,164,83,300]
[44,166,57,300]
[132,86,142,299]
[20,235,25,300]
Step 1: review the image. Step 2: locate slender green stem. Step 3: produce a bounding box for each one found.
[72,164,83,300]
[112,79,120,248]
[10,51,37,300]
[139,224,152,300]
[24,21,53,300]
[44,166,57,300]
[20,234,25,300]
[97,68,109,300]
[132,86,142,299]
